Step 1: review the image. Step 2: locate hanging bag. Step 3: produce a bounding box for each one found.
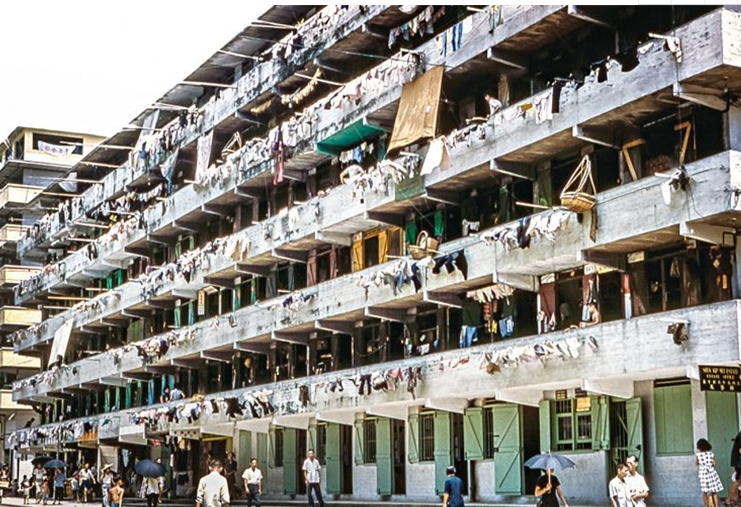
[408,231,439,260]
[560,154,597,212]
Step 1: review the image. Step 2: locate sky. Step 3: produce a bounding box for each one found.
[0,1,266,141]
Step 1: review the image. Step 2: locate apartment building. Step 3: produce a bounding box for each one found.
[0,126,104,477]
[7,5,741,505]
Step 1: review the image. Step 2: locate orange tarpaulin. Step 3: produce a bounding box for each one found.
[387,65,444,154]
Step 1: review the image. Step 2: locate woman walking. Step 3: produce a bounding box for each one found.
[696,438,724,507]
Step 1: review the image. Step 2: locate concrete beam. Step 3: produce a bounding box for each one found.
[99,376,129,388]
[583,378,635,399]
[272,248,308,264]
[490,159,535,180]
[579,250,626,272]
[567,6,613,28]
[170,357,200,369]
[236,418,271,434]
[680,222,736,247]
[273,414,311,430]
[146,235,177,248]
[201,204,232,217]
[124,245,149,257]
[365,306,406,323]
[486,48,528,70]
[424,397,468,414]
[172,288,199,300]
[200,350,233,364]
[283,168,306,182]
[362,22,387,40]
[236,263,273,278]
[314,231,351,247]
[201,423,236,437]
[272,331,309,346]
[673,83,727,111]
[173,220,200,233]
[572,125,620,149]
[315,320,355,335]
[122,309,151,320]
[233,341,271,355]
[120,371,153,381]
[495,388,543,407]
[493,272,539,292]
[204,276,236,289]
[100,258,129,270]
[145,363,178,375]
[366,404,411,421]
[145,299,176,310]
[234,187,265,201]
[316,410,356,426]
[364,211,405,228]
[424,187,459,205]
[100,318,129,328]
[424,291,463,309]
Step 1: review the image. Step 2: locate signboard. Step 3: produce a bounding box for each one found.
[555,389,567,401]
[575,397,592,412]
[197,290,206,316]
[699,365,741,392]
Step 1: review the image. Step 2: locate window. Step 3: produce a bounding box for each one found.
[419,413,435,461]
[554,399,592,451]
[274,428,284,467]
[364,419,377,463]
[654,380,693,455]
[483,407,495,459]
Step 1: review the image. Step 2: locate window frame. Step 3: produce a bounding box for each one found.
[419,412,435,462]
[364,418,377,464]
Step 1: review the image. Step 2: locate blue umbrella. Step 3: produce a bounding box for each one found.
[31,455,53,466]
[524,452,577,471]
[134,459,166,478]
[42,460,67,469]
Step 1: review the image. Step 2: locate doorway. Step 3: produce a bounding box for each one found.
[392,419,406,495]
[706,392,739,494]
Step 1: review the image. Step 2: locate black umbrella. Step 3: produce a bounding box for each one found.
[31,456,53,466]
[42,460,67,469]
[134,459,166,478]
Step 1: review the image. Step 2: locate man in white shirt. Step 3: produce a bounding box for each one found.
[625,455,649,507]
[609,464,631,507]
[195,460,230,507]
[241,458,262,507]
[302,450,325,507]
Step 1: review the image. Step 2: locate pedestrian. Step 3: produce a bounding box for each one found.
[79,464,94,503]
[195,460,230,507]
[609,464,631,507]
[160,387,171,404]
[484,91,502,118]
[22,476,31,505]
[697,438,724,507]
[53,469,65,505]
[40,477,50,505]
[32,464,44,504]
[534,469,569,507]
[302,449,325,507]
[624,455,649,507]
[170,387,185,401]
[442,466,464,507]
[155,459,166,504]
[242,458,262,507]
[100,464,114,507]
[143,475,161,507]
[0,464,9,504]
[730,429,741,506]
[70,473,79,503]
[223,453,238,501]
[108,477,124,507]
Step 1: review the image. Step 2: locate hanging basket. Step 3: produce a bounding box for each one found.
[408,231,439,260]
[560,155,597,213]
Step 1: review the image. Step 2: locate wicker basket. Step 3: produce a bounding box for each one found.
[560,155,597,213]
[408,231,439,260]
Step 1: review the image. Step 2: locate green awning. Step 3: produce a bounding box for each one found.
[315,119,386,157]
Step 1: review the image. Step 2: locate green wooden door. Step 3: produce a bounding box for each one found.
[376,418,393,495]
[283,428,298,495]
[625,398,643,473]
[238,431,252,473]
[707,391,738,493]
[325,424,342,494]
[463,407,484,460]
[433,412,452,496]
[257,433,268,490]
[493,404,522,494]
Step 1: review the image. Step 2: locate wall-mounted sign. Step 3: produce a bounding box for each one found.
[699,365,741,392]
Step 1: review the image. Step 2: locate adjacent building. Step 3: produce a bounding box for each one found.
[8,5,741,505]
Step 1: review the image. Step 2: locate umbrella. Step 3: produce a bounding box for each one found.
[524,452,577,471]
[134,459,166,478]
[31,456,53,466]
[42,460,67,469]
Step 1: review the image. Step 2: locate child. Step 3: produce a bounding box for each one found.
[109,477,124,507]
[696,438,724,507]
[21,476,31,505]
[41,477,50,505]
[70,473,79,503]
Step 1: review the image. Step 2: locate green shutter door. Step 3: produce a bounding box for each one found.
[104,389,111,412]
[187,301,195,325]
[433,412,452,496]
[625,398,643,472]
[493,404,522,494]
[354,418,365,465]
[268,428,276,468]
[283,428,298,495]
[233,288,241,312]
[174,301,182,328]
[376,418,393,495]
[238,431,252,472]
[463,407,484,460]
[707,391,738,493]
[408,414,420,464]
[257,433,268,490]
[591,396,611,450]
[325,424,342,494]
[538,400,551,453]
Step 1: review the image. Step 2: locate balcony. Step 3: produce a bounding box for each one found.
[0,224,27,250]
[0,306,41,331]
[0,389,32,411]
[12,300,741,443]
[0,184,42,212]
[0,265,39,289]
[0,348,39,372]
